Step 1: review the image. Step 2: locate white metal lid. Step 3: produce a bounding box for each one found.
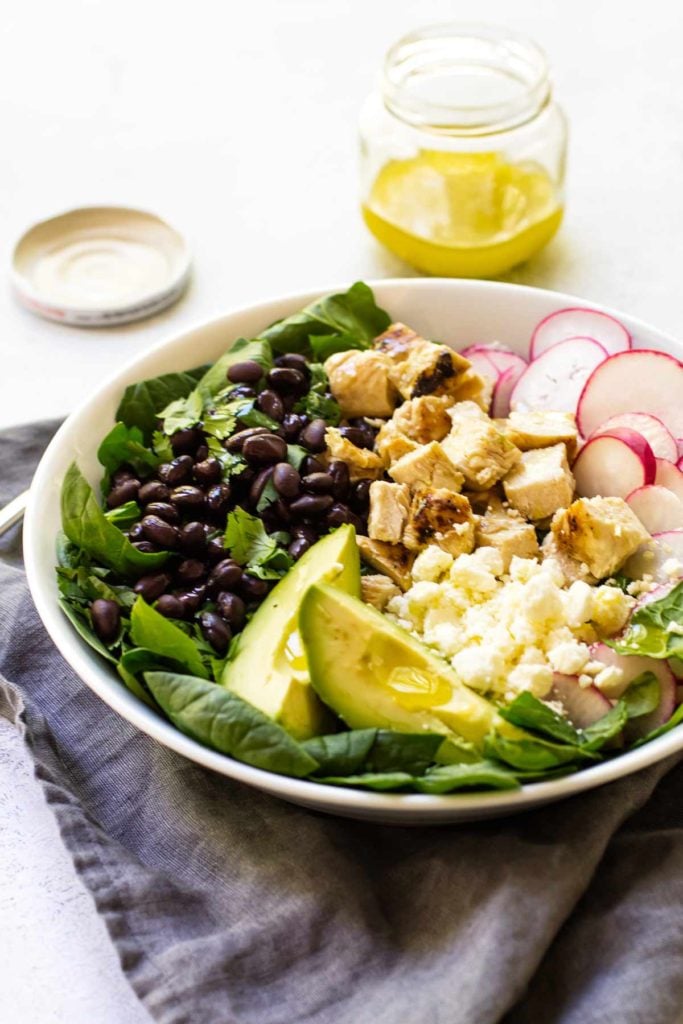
[11,206,191,326]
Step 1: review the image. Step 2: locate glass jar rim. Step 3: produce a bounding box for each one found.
[382,22,552,136]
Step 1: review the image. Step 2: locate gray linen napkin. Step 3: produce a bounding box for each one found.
[3,421,683,1024]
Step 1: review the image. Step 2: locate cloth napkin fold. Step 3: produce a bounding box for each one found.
[3,420,683,1024]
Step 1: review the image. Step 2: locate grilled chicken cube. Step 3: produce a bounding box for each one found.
[541,533,597,586]
[475,506,540,571]
[388,441,464,492]
[503,443,573,520]
[391,395,452,443]
[374,322,478,403]
[361,573,401,610]
[368,481,411,544]
[504,410,579,460]
[357,536,415,590]
[441,419,521,490]
[324,349,398,418]
[447,400,489,425]
[445,368,488,407]
[324,427,384,481]
[403,486,475,557]
[375,421,419,465]
[551,496,650,579]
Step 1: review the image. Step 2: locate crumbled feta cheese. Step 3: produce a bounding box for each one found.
[594,665,625,694]
[564,580,594,627]
[590,587,634,636]
[548,640,591,676]
[506,663,554,699]
[662,558,683,580]
[411,546,453,582]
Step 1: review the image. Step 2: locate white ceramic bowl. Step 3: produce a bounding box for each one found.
[24,279,683,825]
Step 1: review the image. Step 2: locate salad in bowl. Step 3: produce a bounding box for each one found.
[51,282,683,800]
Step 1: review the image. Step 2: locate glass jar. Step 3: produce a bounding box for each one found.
[359,23,567,278]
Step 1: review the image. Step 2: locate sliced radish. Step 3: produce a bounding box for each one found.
[491,363,525,418]
[573,429,655,499]
[461,344,528,377]
[459,347,503,388]
[577,350,683,440]
[678,454,683,470]
[530,308,631,360]
[622,529,683,582]
[590,643,675,739]
[627,485,683,533]
[591,413,677,462]
[655,459,683,503]
[550,673,612,728]
[511,337,608,414]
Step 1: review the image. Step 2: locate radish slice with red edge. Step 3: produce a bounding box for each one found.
[626,486,683,533]
[550,673,612,728]
[678,454,683,471]
[622,529,683,583]
[530,307,631,360]
[577,350,683,440]
[461,344,527,377]
[491,363,525,418]
[573,429,655,499]
[589,643,675,739]
[591,412,677,463]
[654,459,683,503]
[458,347,502,388]
[510,337,608,414]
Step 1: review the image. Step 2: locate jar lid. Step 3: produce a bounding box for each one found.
[11,206,191,326]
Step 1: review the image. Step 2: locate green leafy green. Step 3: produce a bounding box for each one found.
[144,671,318,777]
[97,422,160,479]
[115,365,208,440]
[315,772,414,791]
[580,704,629,751]
[258,282,390,356]
[484,731,596,772]
[609,581,683,659]
[61,463,168,576]
[309,332,366,362]
[58,597,118,663]
[205,437,247,479]
[633,702,683,746]
[499,692,582,745]
[104,501,140,529]
[196,338,273,397]
[130,598,209,679]
[286,445,308,470]
[303,730,377,776]
[294,362,340,424]
[366,731,443,775]
[414,761,520,794]
[622,671,661,719]
[159,387,204,435]
[224,507,292,576]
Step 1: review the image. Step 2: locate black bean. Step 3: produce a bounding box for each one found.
[256,389,285,422]
[240,573,269,600]
[225,427,270,453]
[302,472,334,494]
[300,419,327,452]
[208,559,243,592]
[249,466,274,506]
[158,456,194,485]
[155,594,185,619]
[90,599,120,642]
[171,485,206,511]
[242,433,287,466]
[179,521,208,556]
[144,501,180,524]
[230,384,257,399]
[272,498,293,525]
[206,484,232,517]
[328,459,350,500]
[195,444,209,462]
[207,536,228,563]
[292,524,318,545]
[326,503,354,528]
[138,480,171,505]
[338,425,374,449]
[193,458,222,485]
[170,427,203,455]
[176,558,206,583]
[301,454,325,475]
[106,478,140,508]
[288,536,312,560]
[128,522,145,541]
[200,611,232,654]
[132,541,159,554]
[227,359,264,384]
[350,479,372,512]
[141,515,179,548]
[216,591,246,629]
[275,353,311,375]
[273,462,301,498]
[176,585,207,616]
[267,367,308,395]
[282,413,307,440]
[134,572,172,602]
[289,494,334,516]
[112,466,136,486]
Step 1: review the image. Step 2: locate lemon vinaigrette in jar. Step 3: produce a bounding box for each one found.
[359,24,567,277]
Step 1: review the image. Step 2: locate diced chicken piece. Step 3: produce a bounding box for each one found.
[503,444,574,520]
[388,441,464,492]
[357,536,415,590]
[324,427,384,481]
[446,368,488,407]
[374,420,419,465]
[505,410,579,460]
[464,489,498,514]
[551,496,651,580]
[372,322,423,362]
[442,420,521,490]
[541,533,598,586]
[391,395,452,443]
[324,349,398,418]
[361,574,401,610]
[374,322,479,403]
[403,486,475,557]
[368,481,411,544]
[448,400,489,426]
[475,507,540,571]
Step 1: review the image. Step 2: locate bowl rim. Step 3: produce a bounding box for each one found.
[23,276,683,819]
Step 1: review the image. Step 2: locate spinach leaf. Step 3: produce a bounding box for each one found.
[293,362,341,424]
[309,332,368,362]
[97,422,160,478]
[258,282,390,355]
[286,445,308,470]
[484,731,596,771]
[315,772,415,791]
[116,660,158,709]
[224,507,292,576]
[609,581,683,659]
[303,730,377,776]
[144,671,318,777]
[61,463,168,576]
[633,702,683,747]
[115,365,208,440]
[366,731,443,775]
[414,761,520,794]
[58,598,118,663]
[622,671,661,719]
[499,692,582,745]
[130,597,209,679]
[104,501,140,529]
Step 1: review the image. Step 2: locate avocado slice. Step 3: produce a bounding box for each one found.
[222,525,360,740]
[299,584,496,747]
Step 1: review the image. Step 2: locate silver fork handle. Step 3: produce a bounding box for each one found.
[0,490,29,537]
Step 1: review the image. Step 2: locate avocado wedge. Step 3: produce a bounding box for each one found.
[299,584,496,746]
[221,525,360,740]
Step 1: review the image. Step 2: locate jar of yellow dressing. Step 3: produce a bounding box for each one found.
[359,24,567,278]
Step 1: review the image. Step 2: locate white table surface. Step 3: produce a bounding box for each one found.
[2,0,683,1020]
